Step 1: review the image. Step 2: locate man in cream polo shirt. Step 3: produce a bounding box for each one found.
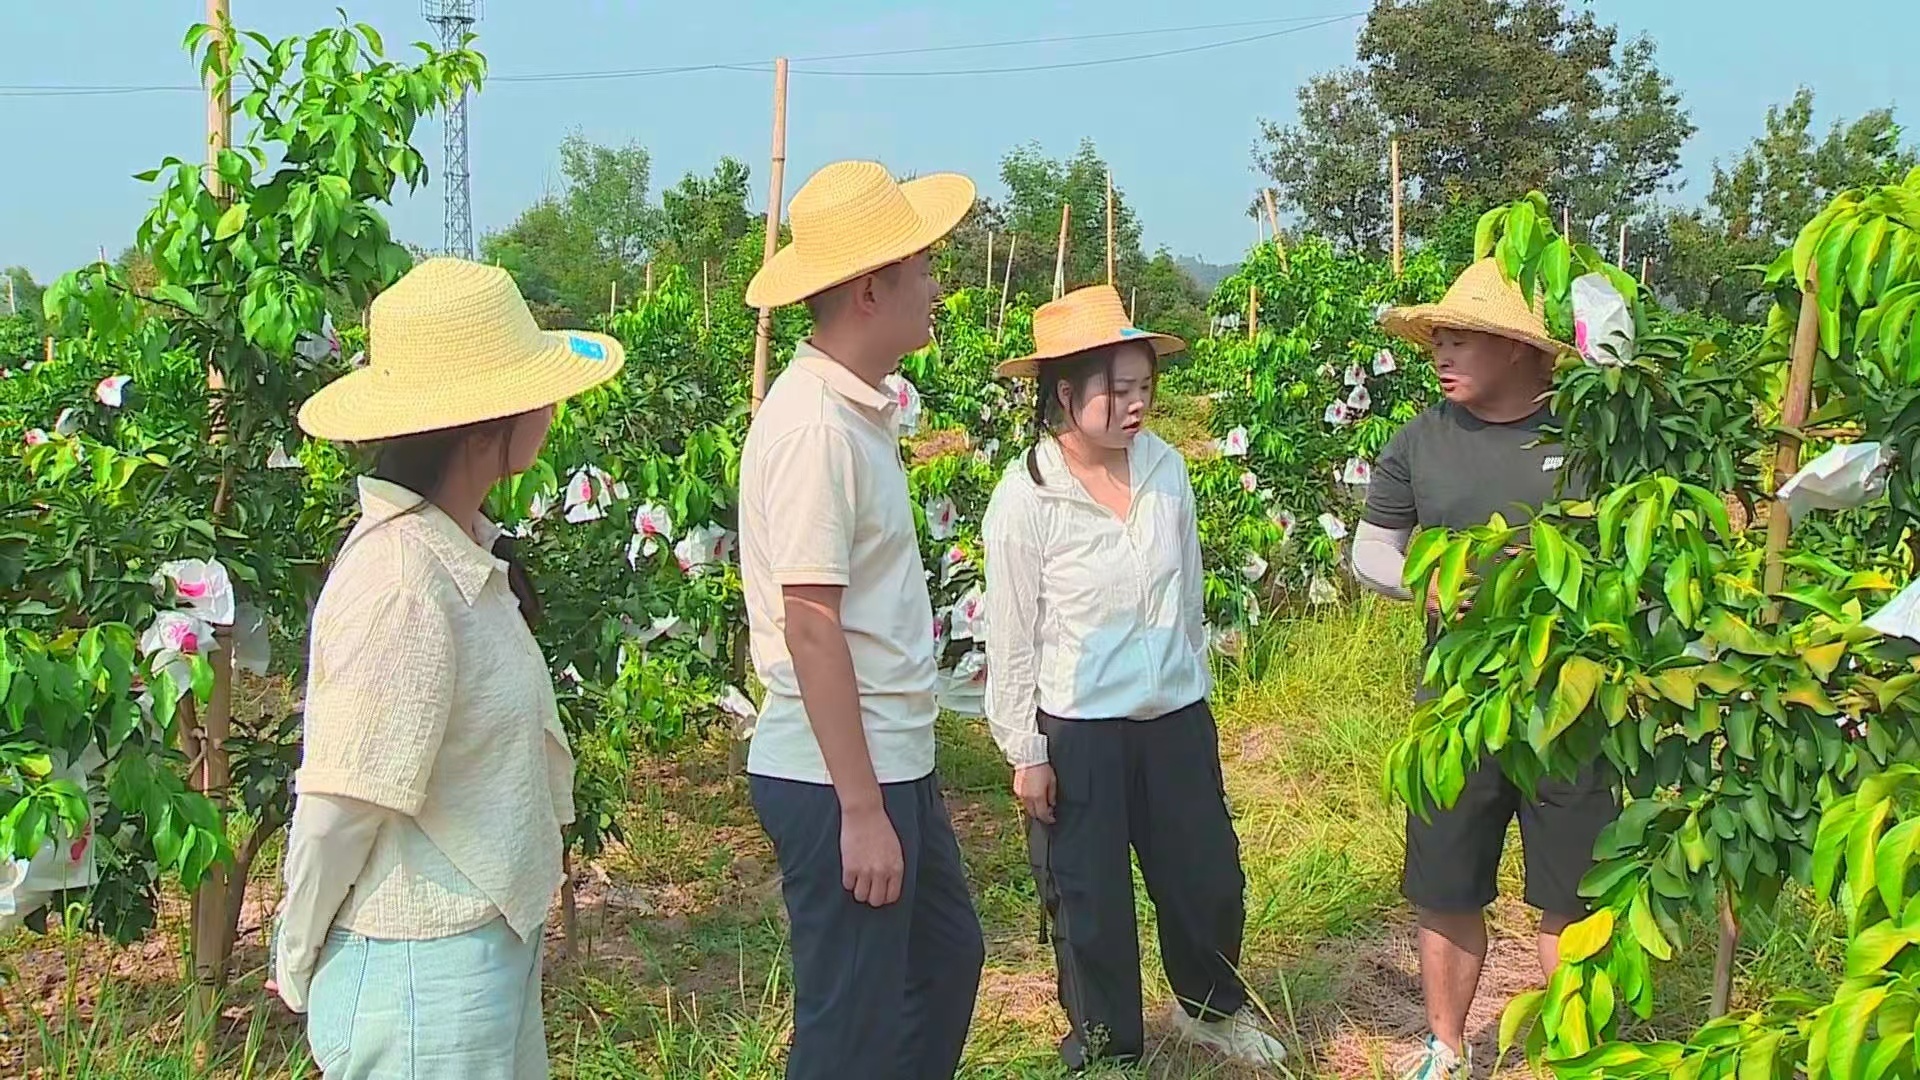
[738,160,984,1079]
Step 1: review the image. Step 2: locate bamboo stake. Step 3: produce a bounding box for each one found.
[1711,275,1824,1019]
[190,5,234,1061]
[609,281,618,316]
[645,261,653,294]
[1562,206,1572,242]
[702,260,711,333]
[1053,202,1071,301]
[1248,283,1259,341]
[1129,287,1137,322]
[986,231,995,293]
[997,235,1016,340]
[750,57,790,415]
[5,275,13,316]
[1390,138,1403,276]
[1618,222,1629,268]
[1264,188,1288,270]
[44,336,53,365]
[1641,254,1651,285]
[1106,171,1116,286]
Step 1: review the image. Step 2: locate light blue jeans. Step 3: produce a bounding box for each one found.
[306,917,547,1079]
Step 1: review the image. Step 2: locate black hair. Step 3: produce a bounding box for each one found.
[351,415,544,629]
[1023,341,1159,486]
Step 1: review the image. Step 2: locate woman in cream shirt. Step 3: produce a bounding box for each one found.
[983,285,1287,1072]
[273,258,624,1079]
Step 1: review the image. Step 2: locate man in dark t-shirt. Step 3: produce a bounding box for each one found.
[1353,259,1617,1080]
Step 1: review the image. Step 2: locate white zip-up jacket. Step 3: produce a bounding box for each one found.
[982,432,1210,767]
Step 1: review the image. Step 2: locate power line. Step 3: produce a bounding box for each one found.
[0,11,1364,97]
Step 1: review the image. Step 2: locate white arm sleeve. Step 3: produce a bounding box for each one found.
[273,792,386,1013]
[1352,520,1415,600]
[982,482,1050,768]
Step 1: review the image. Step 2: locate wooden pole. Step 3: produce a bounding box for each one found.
[190,2,233,1063]
[997,235,1015,339]
[1641,255,1651,285]
[750,57,790,415]
[1053,202,1071,301]
[1248,283,1259,341]
[44,336,54,365]
[985,231,995,293]
[1562,206,1572,242]
[609,281,618,316]
[1618,222,1629,268]
[702,260,711,333]
[1390,137,1403,276]
[1105,170,1116,286]
[645,261,653,294]
[1129,287,1137,322]
[1263,188,1288,270]
[1762,280,1823,608]
[4,275,13,315]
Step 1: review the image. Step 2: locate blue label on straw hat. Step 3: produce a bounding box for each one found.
[1119,327,1147,338]
[568,336,607,361]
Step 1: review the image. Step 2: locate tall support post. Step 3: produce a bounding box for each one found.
[1390,137,1403,276]
[1105,170,1116,286]
[750,57,790,415]
[997,235,1016,339]
[1052,203,1071,300]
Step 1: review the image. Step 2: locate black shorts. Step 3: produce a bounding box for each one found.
[1401,754,1617,917]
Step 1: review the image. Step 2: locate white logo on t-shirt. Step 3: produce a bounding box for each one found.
[1542,455,1565,472]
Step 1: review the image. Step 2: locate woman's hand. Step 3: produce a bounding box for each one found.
[1014,763,1057,824]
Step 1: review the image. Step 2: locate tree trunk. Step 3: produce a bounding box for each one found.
[1711,888,1740,1016]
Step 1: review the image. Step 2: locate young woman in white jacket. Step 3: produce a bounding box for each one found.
[982,285,1287,1071]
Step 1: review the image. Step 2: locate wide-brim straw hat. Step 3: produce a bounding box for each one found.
[995,284,1186,379]
[298,258,625,443]
[745,160,975,309]
[1380,258,1569,357]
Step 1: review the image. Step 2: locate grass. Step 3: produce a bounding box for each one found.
[0,600,1843,1078]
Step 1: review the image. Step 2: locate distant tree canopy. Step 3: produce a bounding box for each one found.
[939,139,1209,343]
[1639,88,1920,319]
[1258,0,1692,256]
[481,133,756,328]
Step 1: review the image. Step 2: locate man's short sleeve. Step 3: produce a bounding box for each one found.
[296,587,456,816]
[1364,420,1420,530]
[759,425,859,586]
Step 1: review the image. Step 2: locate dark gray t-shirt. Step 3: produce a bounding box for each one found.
[1364,402,1584,687]
[1363,401,1583,534]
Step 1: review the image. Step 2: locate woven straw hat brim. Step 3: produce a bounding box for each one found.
[996,328,1187,379]
[297,330,625,443]
[745,174,975,308]
[1380,303,1567,358]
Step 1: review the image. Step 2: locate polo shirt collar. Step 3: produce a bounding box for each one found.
[356,477,507,605]
[793,340,897,417]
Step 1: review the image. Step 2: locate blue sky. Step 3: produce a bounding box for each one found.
[3,1,1915,283]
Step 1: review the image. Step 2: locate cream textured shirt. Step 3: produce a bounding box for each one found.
[294,478,574,943]
[982,433,1210,767]
[739,342,939,785]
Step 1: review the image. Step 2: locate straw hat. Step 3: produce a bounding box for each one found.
[298,258,625,443]
[995,285,1186,379]
[745,160,975,309]
[1380,258,1569,357]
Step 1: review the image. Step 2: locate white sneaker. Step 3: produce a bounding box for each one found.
[1396,1033,1470,1080]
[1171,1007,1289,1068]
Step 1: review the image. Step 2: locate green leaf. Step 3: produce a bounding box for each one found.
[1558,909,1615,964]
[1628,891,1673,960]
[1827,984,1889,1080]
[1500,989,1545,1054]
[1848,216,1890,308]
[1847,799,1893,922]
[1875,816,1920,915]
[213,201,249,240]
[1436,536,1472,618]
[1536,655,1602,753]
[1651,667,1700,710]
[1404,528,1453,591]
[1598,682,1628,727]
[1844,922,1918,977]
[1528,612,1559,671]
[1781,588,1849,623]
[1663,552,1697,627]
[1739,1031,1783,1080]
[1705,609,1772,656]
[1625,496,1658,581]
[1535,520,1568,596]
[1803,640,1848,681]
